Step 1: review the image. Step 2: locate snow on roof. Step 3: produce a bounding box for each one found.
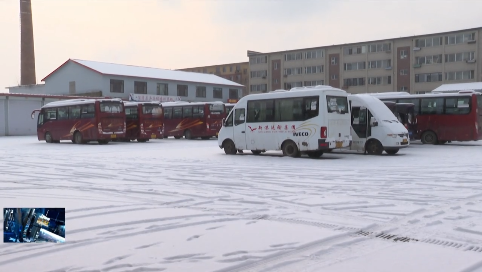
[124,101,160,107]
[160,101,224,107]
[432,82,482,93]
[42,98,123,108]
[45,59,244,88]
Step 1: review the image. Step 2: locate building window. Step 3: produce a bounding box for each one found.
[274,79,279,84]
[110,79,124,93]
[400,86,408,91]
[344,62,366,71]
[445,52,475,63]
[250,70,267,78]
[415,37,443,48]
[368,60,391,69]
[177,85,188,96]
[284,67,303,76]
[236,65,241,72]
[243,69,247,74]
[368,42,391,53]
[331,74,338,80]
[213,87,223,99]
[445,70,475,81]
[222,67,226,73]
[445,33,475,45]
[157,83,168,95]
[215,67,220,74]
[331,57,337,65]
[249,56,268,64]
[415,73,443,83]
[196,86,206,97]
[304,80,324,86]
[400,50,407,59]
[284,52,303,61]
[415,54,442,65]
[367,76,391,85]
[134,81,147,94]
[237,75,241,81]
[400,69,409,76]
[343,45,367,55]
[305,50,323,59]
[250,84,267,92]
[229,89,239,99]
[305,65,323,74]
[274,62,278,70]
[284,82,303,89]
[344,78,366,87]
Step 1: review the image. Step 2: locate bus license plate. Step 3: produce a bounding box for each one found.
[151,134,156,139]
[336,141,343,148]
[111,134,116,139]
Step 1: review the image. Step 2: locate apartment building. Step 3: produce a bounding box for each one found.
[248,27,482,94]
[178,62,249,99]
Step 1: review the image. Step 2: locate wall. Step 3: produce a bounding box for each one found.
[44,61,104,95]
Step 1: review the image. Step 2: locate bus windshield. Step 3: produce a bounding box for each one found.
[100,102,123,113]
[209,104,224,115]
[327,96,349,114]
[143,105,163,116]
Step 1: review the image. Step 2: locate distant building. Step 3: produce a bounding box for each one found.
[7,59,244,103]
[177,62,249,98]
[247,26,482,95]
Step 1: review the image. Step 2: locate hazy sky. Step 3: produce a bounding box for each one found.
[1,0,481,92]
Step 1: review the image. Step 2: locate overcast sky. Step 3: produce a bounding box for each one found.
[1,0,481,92]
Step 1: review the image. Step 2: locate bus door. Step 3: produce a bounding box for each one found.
[351,106,370,151]
[233,108,247,150]
[396,103,416,139]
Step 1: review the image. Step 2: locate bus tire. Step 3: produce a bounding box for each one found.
[223,139,237,155]
[45,132,53,143]
[282,140,301,158]
[385,149,399,155]
[184,130,192,140]
[421,131,437,145]
[366,140,383,155]
[307,150,323,158]
[251,150,262,155]
[73,131,84,144]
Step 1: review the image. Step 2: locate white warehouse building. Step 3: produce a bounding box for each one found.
[7,59,244,103]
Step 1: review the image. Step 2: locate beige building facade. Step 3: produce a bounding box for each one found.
[248,27,482,94]
[178,62,249,99]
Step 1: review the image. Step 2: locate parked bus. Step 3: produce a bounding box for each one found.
[225,103,235,115]
[218,85,352,157]
[31,98,126,144]
[161,101,225,139]
[347,95,409,155]
[371,91,482,144]
[122,101,164,142]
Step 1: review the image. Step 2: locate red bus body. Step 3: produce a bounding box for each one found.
[123,102,164,142]
[378,92,482,144]
[161,101,226,139]
[31,98,126,144]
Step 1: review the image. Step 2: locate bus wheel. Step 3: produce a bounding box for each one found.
[307,150,323,158]
[385,149,399,155]
[421,131,437,144]
[184,130,192,140]
[251,150,262,155]
[45,132,53,143]
[282,141,301,158]
[73,131,84,144]
[223,140,237,155]
[366,140,383,155]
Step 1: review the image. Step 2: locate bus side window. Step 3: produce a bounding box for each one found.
[235,109,245,126]
[58,107,69,120]
[172,107,182,119]
[69,106,81,119]
[45,109,57,120]
[183,106,192,118]
[164,107,172,119]
[81,104,95,118]
[38,111,44,126]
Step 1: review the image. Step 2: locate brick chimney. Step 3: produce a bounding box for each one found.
[20,0,36,85]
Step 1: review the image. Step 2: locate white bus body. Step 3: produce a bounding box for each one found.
[348,94,409,155]
[217,85,352,157]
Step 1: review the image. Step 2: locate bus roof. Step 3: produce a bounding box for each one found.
[240,85,346,101]
[160,101,225,107]
[124,101,161,107]
[42,98,123,108]
[371,92,481,100]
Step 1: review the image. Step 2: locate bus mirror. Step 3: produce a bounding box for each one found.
[370,117,378,127]
[31,112,35,119]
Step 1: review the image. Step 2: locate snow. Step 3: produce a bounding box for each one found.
[71,59,244,87]
[1,136,482,272]
[432,82,482,93]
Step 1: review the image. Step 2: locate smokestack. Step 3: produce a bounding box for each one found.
[20,0,36,85]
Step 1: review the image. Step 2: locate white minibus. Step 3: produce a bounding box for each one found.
[348,94,409,155]
[217,85,352,157]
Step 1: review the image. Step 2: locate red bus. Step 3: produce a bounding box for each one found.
[373,91,482,144]
[123,101,164,142]
[161,101,225,139]
[383,101,416,140]
[31,98,126,144]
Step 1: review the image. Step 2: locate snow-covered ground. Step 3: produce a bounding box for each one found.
[1,136,482,272]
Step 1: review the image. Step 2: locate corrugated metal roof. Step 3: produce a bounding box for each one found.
[65,59,244,87]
